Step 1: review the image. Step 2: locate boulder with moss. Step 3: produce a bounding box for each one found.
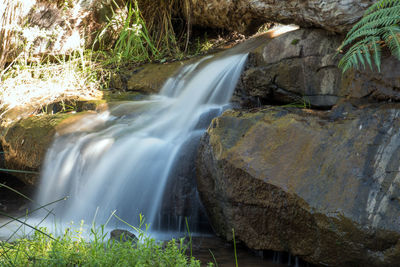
[197,104,400,266]
[109,61,189,94]
[0,112,101,185]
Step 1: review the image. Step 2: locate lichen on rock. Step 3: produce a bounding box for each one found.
[197,105,400,266]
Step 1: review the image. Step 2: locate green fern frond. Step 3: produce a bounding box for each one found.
[340,27,384,49]
[371,36,382,72]
[383,26,400,59]
[357,49,368,69]
[339,38,377,72]
[365,0,399,15]
[361,42,373,69]
[363,5,400,23]
[348,6,400,37]
[345,15,400,45]
[338,0,400,73]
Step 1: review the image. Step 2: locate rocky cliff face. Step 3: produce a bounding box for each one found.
[197,105,400,266]
[189,0,375,34]
[233,29,400,109]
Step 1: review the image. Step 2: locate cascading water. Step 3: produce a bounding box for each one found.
[35,50,250,236]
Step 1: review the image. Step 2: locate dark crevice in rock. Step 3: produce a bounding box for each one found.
[0,170,33,216]
[315,65,339,72]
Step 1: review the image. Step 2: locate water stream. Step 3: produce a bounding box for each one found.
[36,48,251,236]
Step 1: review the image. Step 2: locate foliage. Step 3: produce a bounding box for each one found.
[96,0,192,64]
[0,184,203,267]
[0,0,225,120]
[137,0,188,57]
[0,224,201,266]
[0,49,103,117]
[338,0,400,73]
[98,0,160,64]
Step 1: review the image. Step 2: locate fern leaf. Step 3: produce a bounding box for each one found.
[371,36,382,72]
[341,27,383,49]
[347,3,400,38]
[362,43,373,69]
[339,0,400,72]
[344,17,400,48]
[356,50,366,69]
[383,26,400,59]
[338,0,400,72]
[339,37,379,73]
[339,41,369,72]
[359,6,400,26]
[365,0,399,16]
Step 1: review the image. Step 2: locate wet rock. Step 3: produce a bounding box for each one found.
[107,59,199,95]
[341,57,400,101]
[234,29,400,109]
[197,105,400,266]
[234,29,343,108]
[126,61,187,94]
[110,229,138,243]
[0,112,97,185]
[159,130,211,233]
[189,0,375,34]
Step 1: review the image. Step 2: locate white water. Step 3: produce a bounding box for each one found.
[35,52,249,236]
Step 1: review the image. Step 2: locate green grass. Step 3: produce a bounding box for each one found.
[0,227,200,266]
[99,0,160,64]
[232,228,238,267]
[0,182,204,266]
[0,218,202,267]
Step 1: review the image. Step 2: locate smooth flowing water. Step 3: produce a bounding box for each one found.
[36,50,250,236]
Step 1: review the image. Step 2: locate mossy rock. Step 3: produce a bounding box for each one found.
[197,103,400,266]
[0,112,94,185]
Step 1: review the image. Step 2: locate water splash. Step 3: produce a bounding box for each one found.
[36,52,249,236]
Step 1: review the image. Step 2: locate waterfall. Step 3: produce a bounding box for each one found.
[35,50,250,236]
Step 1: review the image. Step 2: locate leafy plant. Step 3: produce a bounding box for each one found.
[338,0,400,73]
[112,1,159,63]
[95,0,194,65]
[0,224,201,266]
[0,182,202,266]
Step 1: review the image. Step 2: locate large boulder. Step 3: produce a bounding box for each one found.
[189,0,375,34]
[197,104,400,266]
[234,29,400,109]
